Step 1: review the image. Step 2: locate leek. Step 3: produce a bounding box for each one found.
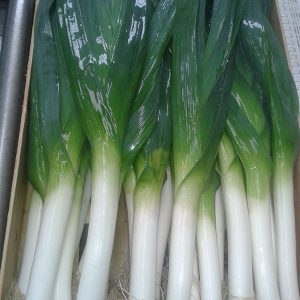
[196,171,222,300]
[123,166,136,251]
[129,54,171,300]
[17,69,48,294]
[218,133,254,299]
[156,166,173,299]
[167,0,243,298]
[75,169,92,251]
[54,148,89,300]
[121,0,175,257]
[226,73,279,299]
[26,0,78,298]
[239,1,300,297]
[54,1,153,298]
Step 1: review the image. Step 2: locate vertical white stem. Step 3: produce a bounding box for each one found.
[26,176,75,300]
[248,195,280,300]
[54,171,87,300]
[156,168,173,300]
[77,154,121,300]
[221,172,254,298]
[17,189,43,295]
[124,169,136,254]
[129,190,161,300]
[75,169,92,249]
[215,187,225,282]
[273,169,299,300]
[190,247,200,300]
[167,184,198,300]
[125,192,134,251]
[197,215,222,300]
[269,199,278,283]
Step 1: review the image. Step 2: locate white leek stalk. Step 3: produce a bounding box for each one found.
[129,186,161,300]
[54,155,89,300]
[197,174,222,300]
[218,134,254,299]
[156,167,173,299]
[124,166,136,252]
[190,248,200,300]
[77,148,121,300]
[273,169,299,299]
[215,187,225,283]
[75,169,92,250]
[26,173,75,300]
[17,189,43,295]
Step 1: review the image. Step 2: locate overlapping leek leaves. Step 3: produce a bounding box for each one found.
[239,0,299,173]
[52,1,175,299]
[121,0,175,175]
[27,69,48,199]
[226,72,278,299]
[26,0,79,299]
[130,55,171,300]
[239,1,300,298]
[167,0,244,298]
[55,27,86,175]
[122,0,174,254]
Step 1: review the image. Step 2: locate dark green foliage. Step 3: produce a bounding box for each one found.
[239,0,300,169]
[172,0,244,194]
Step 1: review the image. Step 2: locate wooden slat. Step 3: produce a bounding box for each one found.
[0,1,35,297]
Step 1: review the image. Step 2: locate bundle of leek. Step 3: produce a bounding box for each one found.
[53,0,162,299]
[239,0,300,298]
[226,72,278,299]
[26,0,84,298]
[129,54,171,300]
[167,0,244,298]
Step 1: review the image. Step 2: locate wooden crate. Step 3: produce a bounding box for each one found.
[0,1,298,299]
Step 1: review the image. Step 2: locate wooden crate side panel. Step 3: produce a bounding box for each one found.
[0,2,35,296]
